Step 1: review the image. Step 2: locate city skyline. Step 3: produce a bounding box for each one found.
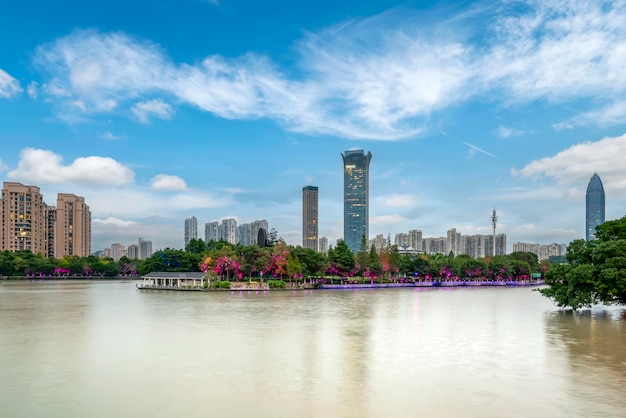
[1,1,626,252]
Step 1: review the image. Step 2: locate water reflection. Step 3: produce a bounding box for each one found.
[1,282,626,418]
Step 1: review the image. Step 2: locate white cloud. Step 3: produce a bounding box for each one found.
[554,101,626,130]
[7,148,135,187]
[27,81,39,99]
[512,133,626,194]
[0,68,21,98]
[101,131,119,140]
[370,214,406,226]
[376,193,419,207]
[131,99,173,123]
[29,1,626,140]
[0,158,8,172]
[93,217,137,227]
[496,126,527,138]
[150,174,188,191]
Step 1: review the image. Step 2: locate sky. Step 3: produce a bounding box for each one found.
[1,0,626,253]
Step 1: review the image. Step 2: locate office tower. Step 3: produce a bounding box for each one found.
[1,182,46,254]
[139,238,153,260]
[342,149,372,253]
[319,236,329,254]
[586,173,605,241]
[127,244,139,260]
[302,186,319,251]
[184,216,198,247]
[55,193,91,258]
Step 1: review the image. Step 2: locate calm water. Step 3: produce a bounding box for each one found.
[1,281,625,418]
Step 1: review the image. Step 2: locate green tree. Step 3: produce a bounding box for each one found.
[330,240,355,275]
[539,214,626,308]
[356,235,369,274]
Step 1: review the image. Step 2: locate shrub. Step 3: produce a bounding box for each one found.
[266,279,286,289]
[213,281,231,289]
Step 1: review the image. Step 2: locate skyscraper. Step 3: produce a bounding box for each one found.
[1,182,46,254]
[342,149,372,253]
[55,193,91,258]
[139,237,153,260]
[302,186,319,251]
[184,216,197,248]
[586,173,605,241]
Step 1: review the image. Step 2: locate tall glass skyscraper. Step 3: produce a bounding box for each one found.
[302,186,319,251]
[586,173,605,241]
[342,150,372,253]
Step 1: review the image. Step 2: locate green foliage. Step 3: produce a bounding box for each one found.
[186,238,207,254]
[330,239,355,274]
[539,214,626,308]
[212,281,231,289]
[266,279,286,289]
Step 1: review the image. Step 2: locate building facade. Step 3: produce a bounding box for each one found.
[342,150,372,253]
[139,238,153,260]
[54,193,91,258]
[1,182,46,254]
[184,216,198,248]
[586,173,605,241]
[127,244,139,260]
[302,186,319,251]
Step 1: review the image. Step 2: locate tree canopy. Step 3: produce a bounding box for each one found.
[539,215,626,309]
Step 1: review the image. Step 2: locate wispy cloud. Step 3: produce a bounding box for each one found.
[101,131,119,140]
[512,133,626,194]
[131,99,173,123]
[371,214,406,226]
[376,193,419,208]
[7,148,134,187]
[30,1,626,140]
[554,101,626,130]
[496,126,528,138]
[463,141,497,159]
[0,68,21,98]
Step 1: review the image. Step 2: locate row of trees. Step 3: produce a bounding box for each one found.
[0,236,543,282]
[539,215,626,309]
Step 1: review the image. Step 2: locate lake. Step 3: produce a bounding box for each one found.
[1,281,624,417]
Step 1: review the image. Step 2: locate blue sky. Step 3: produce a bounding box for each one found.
[1,0,626,253]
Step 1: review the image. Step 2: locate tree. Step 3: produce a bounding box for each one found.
[186,238,207,254]
[330,240,355,275]
[539,214,626,308]
[356,235,369,274]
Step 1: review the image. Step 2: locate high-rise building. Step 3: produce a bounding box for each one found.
[319,236,329,254]
[251,220,268,245]
[302,186,319,251]
[139,238,152,259]
[45,204,56,258]
[1,182,46,254]
[55,193,91,258]
[221,218,237,244]
[184,216,198,248]
[110,243,125,261]
[127,244,139,259]
[205,221,219,243]
[238,223,253,246]
[586,173,605,241]
[342,149,372,253]
[408,230,423,252]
